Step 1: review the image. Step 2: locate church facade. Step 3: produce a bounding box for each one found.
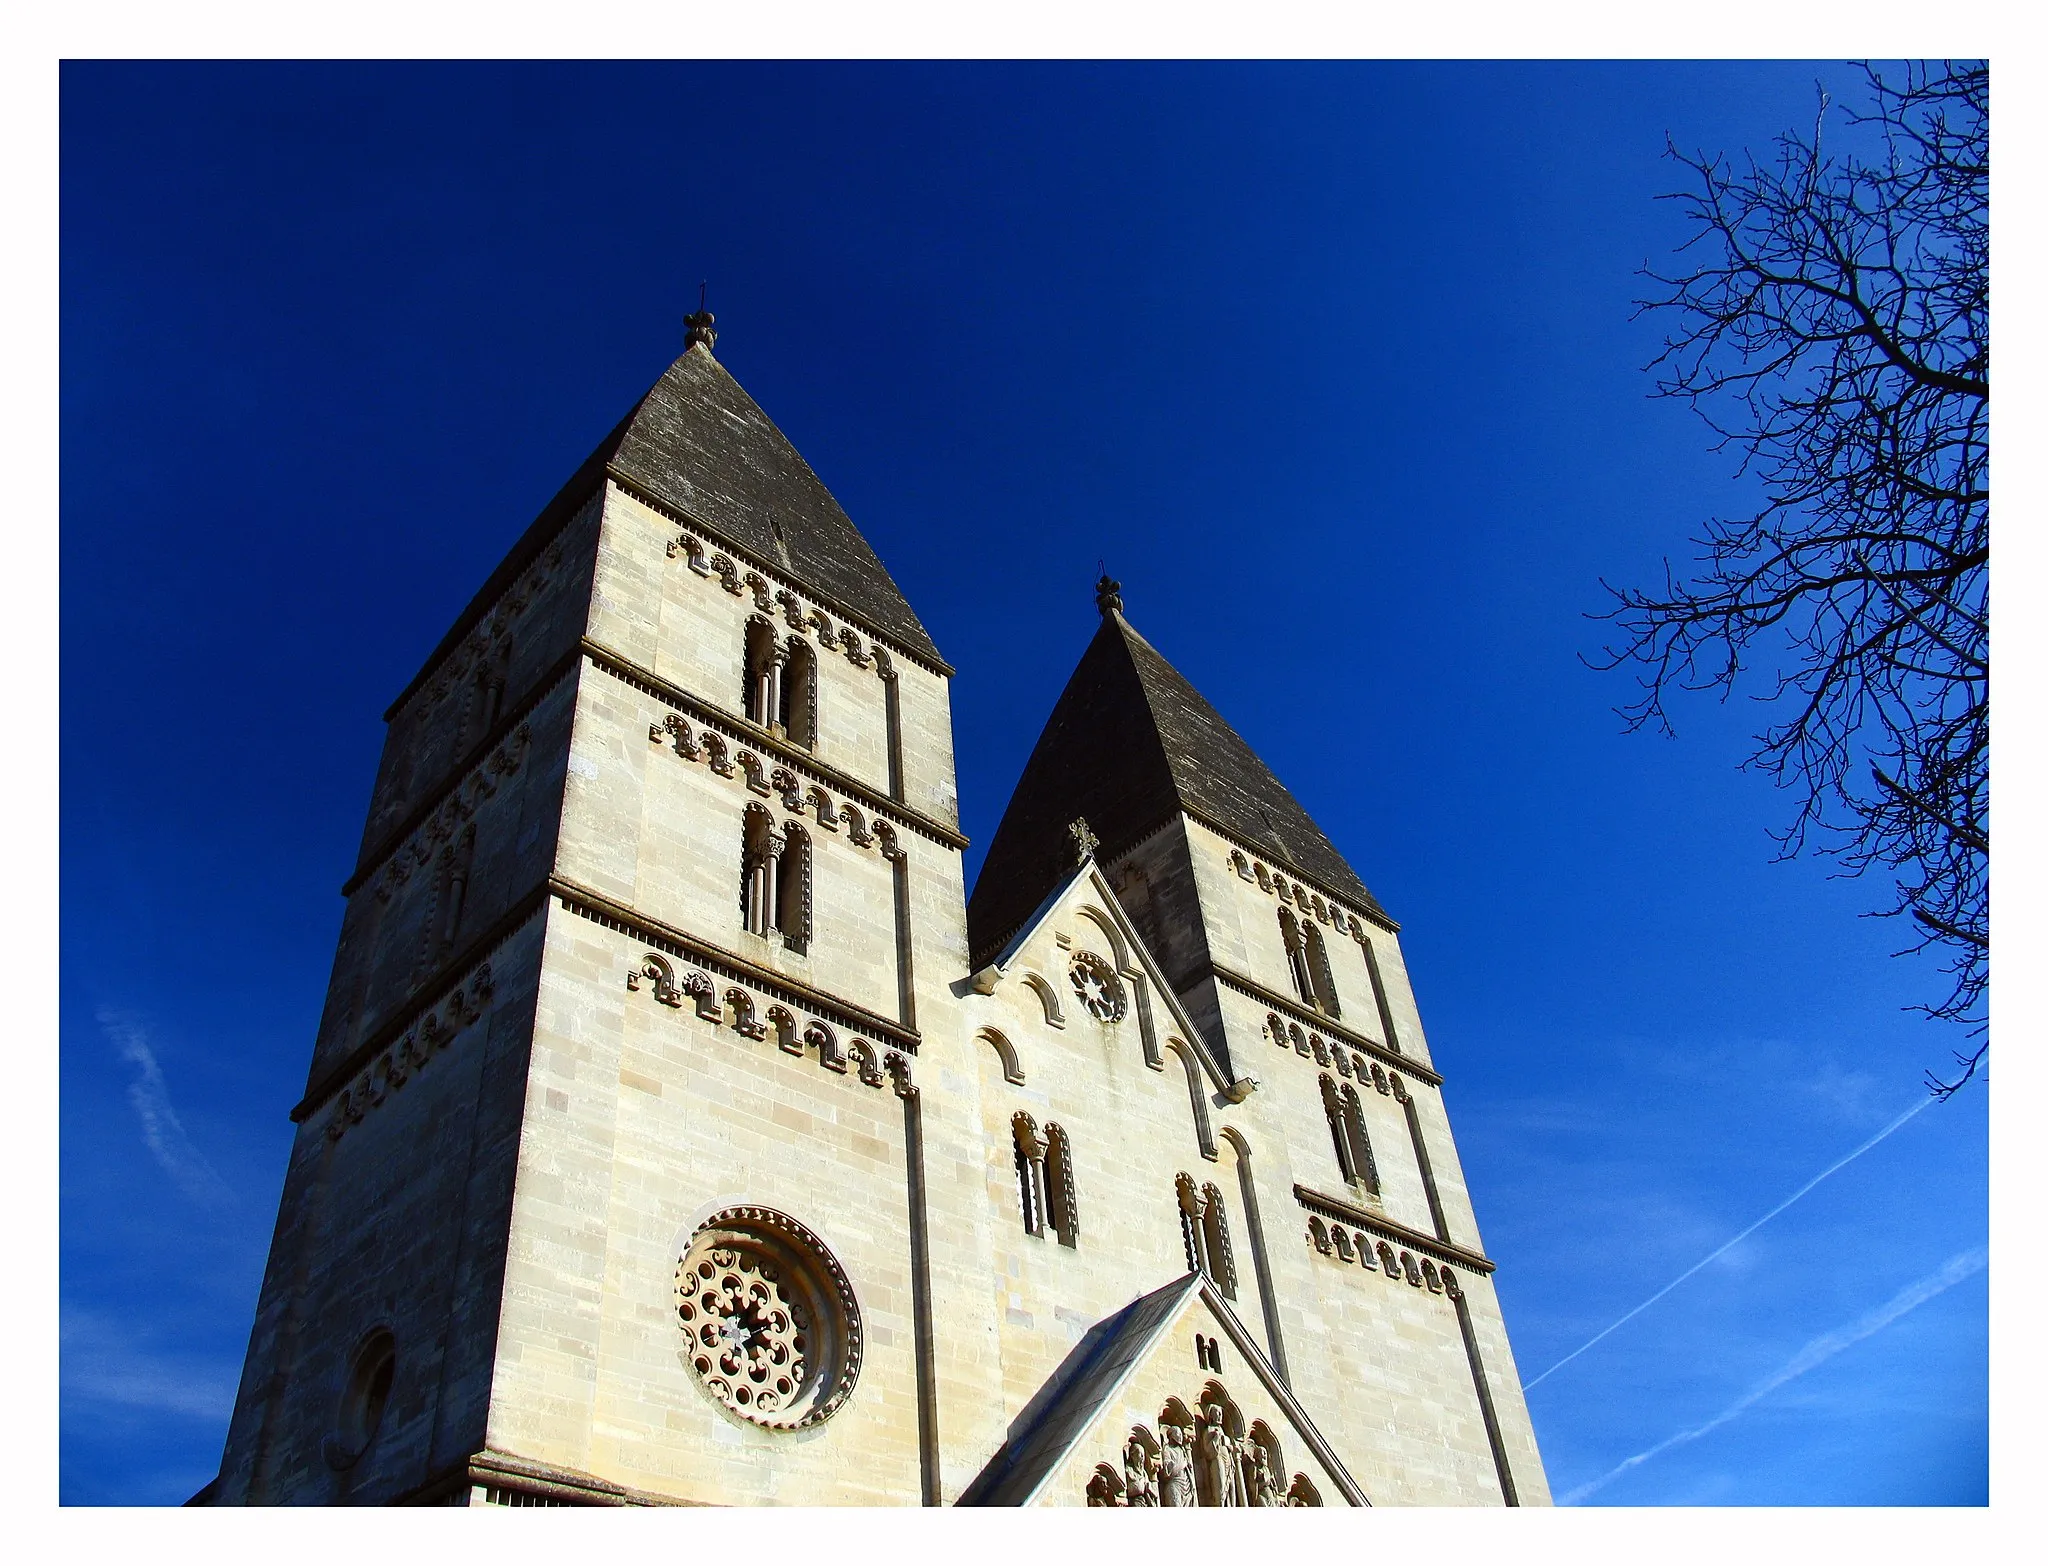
[198,316,1551,1507]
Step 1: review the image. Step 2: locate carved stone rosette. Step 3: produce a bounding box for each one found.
[674,1207,862,1430]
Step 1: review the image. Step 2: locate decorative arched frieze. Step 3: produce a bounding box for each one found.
[327,959,495,1142]
[805,1019,846,1073]
[737,749,773,796]
[725,988,768,1041]
[840,802,874,846]
[806,785,840,830]
[629,953,683,1008]
[665,531,712,575]
[368,724,531,907]
[848,1038,884,1088]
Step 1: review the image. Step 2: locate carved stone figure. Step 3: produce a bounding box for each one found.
[1124,1436,1157,1507]
[1158,1423,1196,1507]
[1250,1441,1284,1506]
[1198,1404,1243,1506]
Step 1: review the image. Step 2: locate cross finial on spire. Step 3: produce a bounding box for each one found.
[1068,817,1100,864]
[1094,572,1123,617]
[685,282,717,353]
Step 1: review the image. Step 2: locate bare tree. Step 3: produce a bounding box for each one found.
[1594,61,1987,1094]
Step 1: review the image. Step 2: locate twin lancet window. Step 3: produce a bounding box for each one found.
[1176,1173,1237,1299]
[744,618,818,748]
[1279,908,1340,1017]
[741,804,810,952]
[1012,1113,1079,1247]
[1320,1073,1380,1195]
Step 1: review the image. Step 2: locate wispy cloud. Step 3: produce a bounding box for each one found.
[62,1311,238,1423]
[1524,1092,1938,1391]
[1557,1245,1988,1504]
[99,1008,234,1205]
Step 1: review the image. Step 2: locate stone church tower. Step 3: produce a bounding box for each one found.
[198,318,1550,1507]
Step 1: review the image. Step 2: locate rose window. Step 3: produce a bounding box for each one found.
[1069,952,1125,1023]
[675,1207,860,1430]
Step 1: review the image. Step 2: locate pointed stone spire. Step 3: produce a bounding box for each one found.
[966,607,1386,966]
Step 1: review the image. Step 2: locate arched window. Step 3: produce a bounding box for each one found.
[741,806,778,935]
[468,648,508,751]
[780,637,817,749]
[1320,1074,1381,1195]
[776,824,811,953]
[1196,1170,1236,1293]
[743,618,783,728]
[1320,1074,1357,1185]
[1341,1082,1380,1195]
[1013,1112,1048,1236]
[1303,923,1340,1017]
[740,809,811,951]
[425,823,477,970]
[1044,1122,1079,1247]
[1278,909,1315,1006]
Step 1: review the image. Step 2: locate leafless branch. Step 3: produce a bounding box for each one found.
[1589,62,1987,1089]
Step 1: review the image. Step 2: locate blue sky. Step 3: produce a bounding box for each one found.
[60,60,1987,1506]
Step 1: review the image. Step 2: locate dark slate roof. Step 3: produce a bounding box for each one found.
[957,1274,1200,1506]
[386,341,943,719]
[608,343,942,663]
[968,609,1386,966]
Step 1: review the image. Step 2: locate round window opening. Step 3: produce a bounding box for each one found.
[1069,951,1125,1023]
[324,1328,396,1470]
[675,1207,862,1430]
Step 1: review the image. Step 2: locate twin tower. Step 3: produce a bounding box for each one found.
[199,322,1551,1507]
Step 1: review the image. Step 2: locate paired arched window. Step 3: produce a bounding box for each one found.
[424,823,477,972]
[1012,1113,1079,1246]
[1279,909,1314,1005]
[781,639,817,748]
[1320,1074,1380,1195]
[1177,1174,1237,1298]
[740,806,810,952]
[743,620,817,749]
[1279,908,1341,1016]
[744,619,780,726]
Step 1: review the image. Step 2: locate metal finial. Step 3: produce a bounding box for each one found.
[1094,573,1123,617]
[1068,817,1100,864]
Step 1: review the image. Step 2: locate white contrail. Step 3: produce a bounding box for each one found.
[100,1007,234,1205]
[1524,1093,1938,1391]
[1557,1245,1987,1504]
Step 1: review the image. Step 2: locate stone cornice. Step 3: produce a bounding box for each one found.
[292,883,551,1123]
[345,644,582,897]
[384,480,601,722]
[397,1448,702,1507]
[1181,808,1400,934]
[1293,1185,1493,1276]
[549,874,920,1053]
[606,469,956,679]
[583,637,969,851]
[1205,962,1443,1088]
